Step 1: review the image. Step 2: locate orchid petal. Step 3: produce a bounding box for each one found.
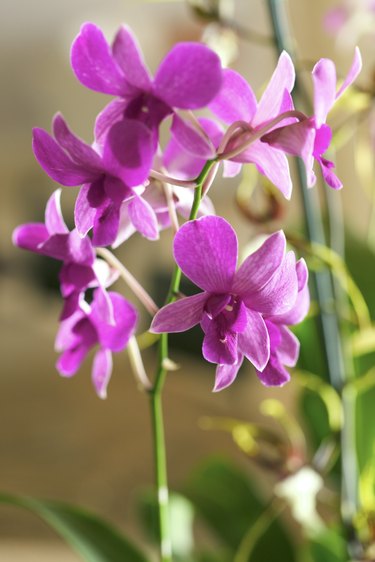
[32,128,98,186]
[92,291,137,352]
[171,115,216,159]
[237,141,293,199]
[233,231,286,296]
[312,58,336,127]
[53,114,103,171]
[112,25,152,91]
[92,348,113,399]
[92,202,121,247]
[263,120,316,187]
[253,51,295,126]
[277,325,300,367]
[214,355,244,392]
[256,355,290,386]
[202,319,238,365]
[13,223,49,253]
[154,43,222,109]
[243,251,298,316]
[71,22,130,96]
[237,309,270,371]
[150,292,208,333]
[336,47,362,100]
[222,160,242,178]
[103,119,153,186]
[174,216,238,293]
[209,68,257,124]
[45,189,69,235]
[128,195,159,240]
[74,184,97,237]
[94,99,127,145]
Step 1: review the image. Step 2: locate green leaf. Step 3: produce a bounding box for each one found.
[0,493,149,562]
[184,457,296,561]
[304,529,345,562]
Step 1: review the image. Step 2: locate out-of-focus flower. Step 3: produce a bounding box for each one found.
[324,0,375,48]
[56,289,137,399]
[151,216,302,390]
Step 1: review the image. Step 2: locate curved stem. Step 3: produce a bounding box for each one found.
[217,109,306,160]
[148,159,215,562]
[234,501,284,562]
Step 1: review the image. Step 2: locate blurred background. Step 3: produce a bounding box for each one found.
[1,0,374,559]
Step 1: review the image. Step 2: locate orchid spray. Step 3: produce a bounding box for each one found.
[7,2,374,561]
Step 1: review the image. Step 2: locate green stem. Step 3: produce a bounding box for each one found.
[233,502,283,562]
[148,159,215,561]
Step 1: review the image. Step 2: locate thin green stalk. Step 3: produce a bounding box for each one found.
[266,0,358,553]
[148,159,215,561]
[234,502,284,562]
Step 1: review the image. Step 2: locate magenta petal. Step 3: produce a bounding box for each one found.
[55,309,85,352]
[209,68,257,124]
[112,201,136,248]
[262,120,316,187]
[112,25,152,91]
[53,114,102,171]
[277,325,299,367]
[243,251,298,316]
[128,195,159,240]
[92,348,113,399]
[71,22,130,96]
[202,320,238,365]
[163,135,205,180]
[237,141,293,199]
[319,158,343,190]
[74,184,97,237]
[92,291,137,352]
[238,309,270,371]
[66,230,94,265]
[275,259,310,326]
[33,128,98,186]
[336,47,362,100]
[92,203,121,247]
[233,231,286,296]
[312,58,336,127]
[13,223,49,253]
[104,119,153,186]
[150,292,208,333]
[174,216,238,293]
[57,346,88,377]
[95,99,127,144]
[222,160,242,178]
[256,355,290,387]
[45,190,69,235]
[253,51,295,127]
[213,355,244,392]
[171,115,216,159]
[154,43,222,109]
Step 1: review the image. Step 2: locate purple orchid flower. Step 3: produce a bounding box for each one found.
[32,113,156,246]
[162,51,297,199]
[13,190,118,319]
[71,23,223,151]
[262,48,362,189]
[150,216,300,390]
[56,288,137,399]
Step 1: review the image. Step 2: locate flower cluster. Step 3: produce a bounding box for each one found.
[13,22,361,396]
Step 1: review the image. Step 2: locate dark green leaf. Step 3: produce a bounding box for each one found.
[304,529,345,562]
[0,493,149,562]
[184,457,296,561]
